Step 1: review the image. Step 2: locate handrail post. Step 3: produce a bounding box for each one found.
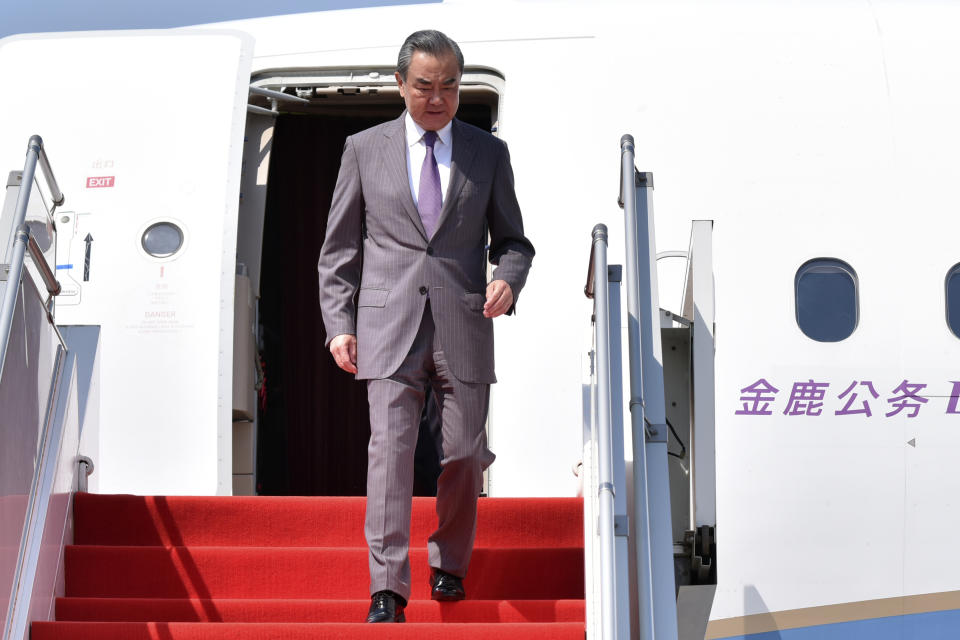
[606,263,631,640]
[620,134,680,640]
[619,135,657,640]
[589,223,618,640]
[634,167,679,640]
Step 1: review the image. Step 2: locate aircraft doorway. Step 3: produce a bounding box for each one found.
[254,71,500,496]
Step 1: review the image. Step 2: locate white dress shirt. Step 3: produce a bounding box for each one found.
[405,112,453,209]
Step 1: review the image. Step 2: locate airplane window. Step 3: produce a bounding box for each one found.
[795,258,858,342]
[948,264,960,339]
[142,222,184,258]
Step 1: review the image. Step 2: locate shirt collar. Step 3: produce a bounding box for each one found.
[405,112,453,148]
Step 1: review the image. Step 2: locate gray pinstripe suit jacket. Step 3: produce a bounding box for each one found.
[317,114,534,383]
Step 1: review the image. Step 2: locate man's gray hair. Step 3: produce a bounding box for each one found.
[397,30,464,80]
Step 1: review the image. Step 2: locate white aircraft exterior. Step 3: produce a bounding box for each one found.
[2,1,960,638]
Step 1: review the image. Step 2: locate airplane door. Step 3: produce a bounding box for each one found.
[0,30,254,495]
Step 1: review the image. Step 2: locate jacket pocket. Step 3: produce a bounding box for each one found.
[358,288,390,308]
[463,292,486,312]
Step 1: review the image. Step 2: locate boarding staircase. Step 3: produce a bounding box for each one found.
[3,135,716,640]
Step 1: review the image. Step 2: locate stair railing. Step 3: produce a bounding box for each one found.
[1,135,75,640]
[585,136,712,639]
[584,225,632,639]
[0,135,63,374]
[619,135,679,640]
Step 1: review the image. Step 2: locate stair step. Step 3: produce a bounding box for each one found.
[74,494,583,548]
[55,597,586,623]
[33,621,586,640]
[48,495,587,639]
[65,546,585,600]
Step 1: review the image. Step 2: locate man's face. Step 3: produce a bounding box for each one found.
[396,50,460,131]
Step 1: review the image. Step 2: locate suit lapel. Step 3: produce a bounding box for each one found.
[435,119,478,235]
[383,114,428,239]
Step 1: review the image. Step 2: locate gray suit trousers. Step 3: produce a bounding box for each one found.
[365,302,495,600]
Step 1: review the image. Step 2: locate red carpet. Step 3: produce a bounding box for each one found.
[35,494,585,639]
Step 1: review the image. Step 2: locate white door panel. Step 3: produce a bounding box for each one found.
[0,30,254,494]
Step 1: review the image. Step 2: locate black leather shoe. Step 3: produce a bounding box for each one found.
[366,590,406,623]
[430,569,466,601]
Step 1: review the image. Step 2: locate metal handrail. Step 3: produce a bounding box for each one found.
[585,247,598,300]
[585,223,618,639]
[619,135,657,640]
[619,135,679,640]
[656,250,688,261]
[0,136,63,376]
[248,85,310,103]
[27,231,61,297]
[33,136,64,208]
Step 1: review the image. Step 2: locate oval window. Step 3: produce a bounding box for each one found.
[141,222,184,258]
[947,264,960,339]
[795,258,858,342]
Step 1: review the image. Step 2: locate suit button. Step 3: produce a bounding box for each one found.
[426,246,434,256]
[419,286,428,295]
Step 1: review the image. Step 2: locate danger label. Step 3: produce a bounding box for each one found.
[86,176,115,188]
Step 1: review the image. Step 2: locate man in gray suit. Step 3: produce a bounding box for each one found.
[317,30,534,623]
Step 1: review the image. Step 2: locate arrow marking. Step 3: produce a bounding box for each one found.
[83,233,93,282]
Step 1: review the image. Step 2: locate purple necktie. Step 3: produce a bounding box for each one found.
[418,131,442,238]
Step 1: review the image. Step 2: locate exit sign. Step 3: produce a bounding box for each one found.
[86,176,115,188]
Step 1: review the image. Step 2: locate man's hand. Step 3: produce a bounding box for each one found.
[330,334,358,374]
[484,280,514,318]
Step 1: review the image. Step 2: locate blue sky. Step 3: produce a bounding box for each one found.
[1,0,432,40]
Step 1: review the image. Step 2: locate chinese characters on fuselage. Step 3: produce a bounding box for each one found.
[735,379,960,417]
